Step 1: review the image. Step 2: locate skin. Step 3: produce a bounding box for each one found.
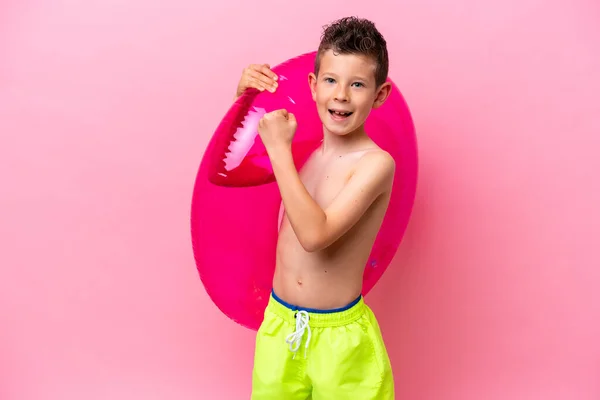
[238,50,394,309]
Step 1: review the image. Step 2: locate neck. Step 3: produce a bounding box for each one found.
[320,125,369,155]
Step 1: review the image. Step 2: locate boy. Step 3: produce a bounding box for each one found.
[236,16,395,400]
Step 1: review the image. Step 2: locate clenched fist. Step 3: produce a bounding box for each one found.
[258,109,297,151]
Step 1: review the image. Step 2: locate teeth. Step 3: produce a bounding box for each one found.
[330,110,351,116]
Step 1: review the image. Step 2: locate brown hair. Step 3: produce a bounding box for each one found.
[315,16,389,87]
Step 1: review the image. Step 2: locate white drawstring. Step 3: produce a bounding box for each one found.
[285,310,311,359]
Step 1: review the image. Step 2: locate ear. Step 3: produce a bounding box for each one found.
[372,81,392,109]
[308,72,317,102]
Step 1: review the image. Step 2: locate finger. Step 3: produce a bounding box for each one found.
[249,70,277,92]
[243,72,269,92]
[244,65,268,84]
[268,109,284,118]
[258,64,278,82]
[248,63,275,80]
[247,64,277,89]
[246,71,275,92]
[246,75,268,91]
[248,63,266,71]
[240,67,261,92]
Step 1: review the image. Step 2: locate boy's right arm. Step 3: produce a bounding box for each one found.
[234,63,278,101]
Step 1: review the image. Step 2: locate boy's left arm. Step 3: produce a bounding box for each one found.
[258,109,395,252]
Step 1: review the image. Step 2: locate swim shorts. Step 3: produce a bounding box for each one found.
[251,290,394,399]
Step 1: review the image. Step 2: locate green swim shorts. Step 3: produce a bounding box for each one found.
[251,290,394,399]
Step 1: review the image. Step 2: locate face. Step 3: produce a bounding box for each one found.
[308,49,391,136]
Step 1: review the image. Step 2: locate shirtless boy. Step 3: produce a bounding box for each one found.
[235,17,395,399]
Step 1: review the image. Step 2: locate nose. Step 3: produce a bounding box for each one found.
[334,85,349,102]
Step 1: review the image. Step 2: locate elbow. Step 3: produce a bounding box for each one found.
[296,214,330,252]
[299,232,328,253]
[300,240,322,253]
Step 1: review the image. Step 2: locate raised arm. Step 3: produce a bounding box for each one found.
[271,148,395,252]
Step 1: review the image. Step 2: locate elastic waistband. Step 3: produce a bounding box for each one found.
[268,290,366,327]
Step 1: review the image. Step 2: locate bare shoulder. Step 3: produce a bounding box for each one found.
[355,148,396,180]
[345,148,395,198]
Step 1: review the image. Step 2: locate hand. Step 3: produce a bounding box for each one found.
[258,109,297,152]
[235,63,278,99]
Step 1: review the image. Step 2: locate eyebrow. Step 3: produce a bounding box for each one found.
[321,72,370,81]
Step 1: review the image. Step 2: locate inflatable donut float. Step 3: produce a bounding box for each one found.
[190,51,418,330]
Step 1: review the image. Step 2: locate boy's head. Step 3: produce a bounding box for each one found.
[315,17,389,87]
[309,17,392,136]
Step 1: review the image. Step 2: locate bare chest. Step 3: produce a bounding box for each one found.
[298,154,355,207]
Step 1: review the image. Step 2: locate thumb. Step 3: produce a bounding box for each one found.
[288,112,297,125]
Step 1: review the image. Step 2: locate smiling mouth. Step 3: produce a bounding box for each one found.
[328,109,353,118]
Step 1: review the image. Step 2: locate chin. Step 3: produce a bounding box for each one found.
[324,124,353,136]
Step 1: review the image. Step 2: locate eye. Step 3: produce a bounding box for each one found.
[352,82,365,88]
[324,77,335,84]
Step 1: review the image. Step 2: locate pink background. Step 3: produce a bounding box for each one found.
[1,1,599,399]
